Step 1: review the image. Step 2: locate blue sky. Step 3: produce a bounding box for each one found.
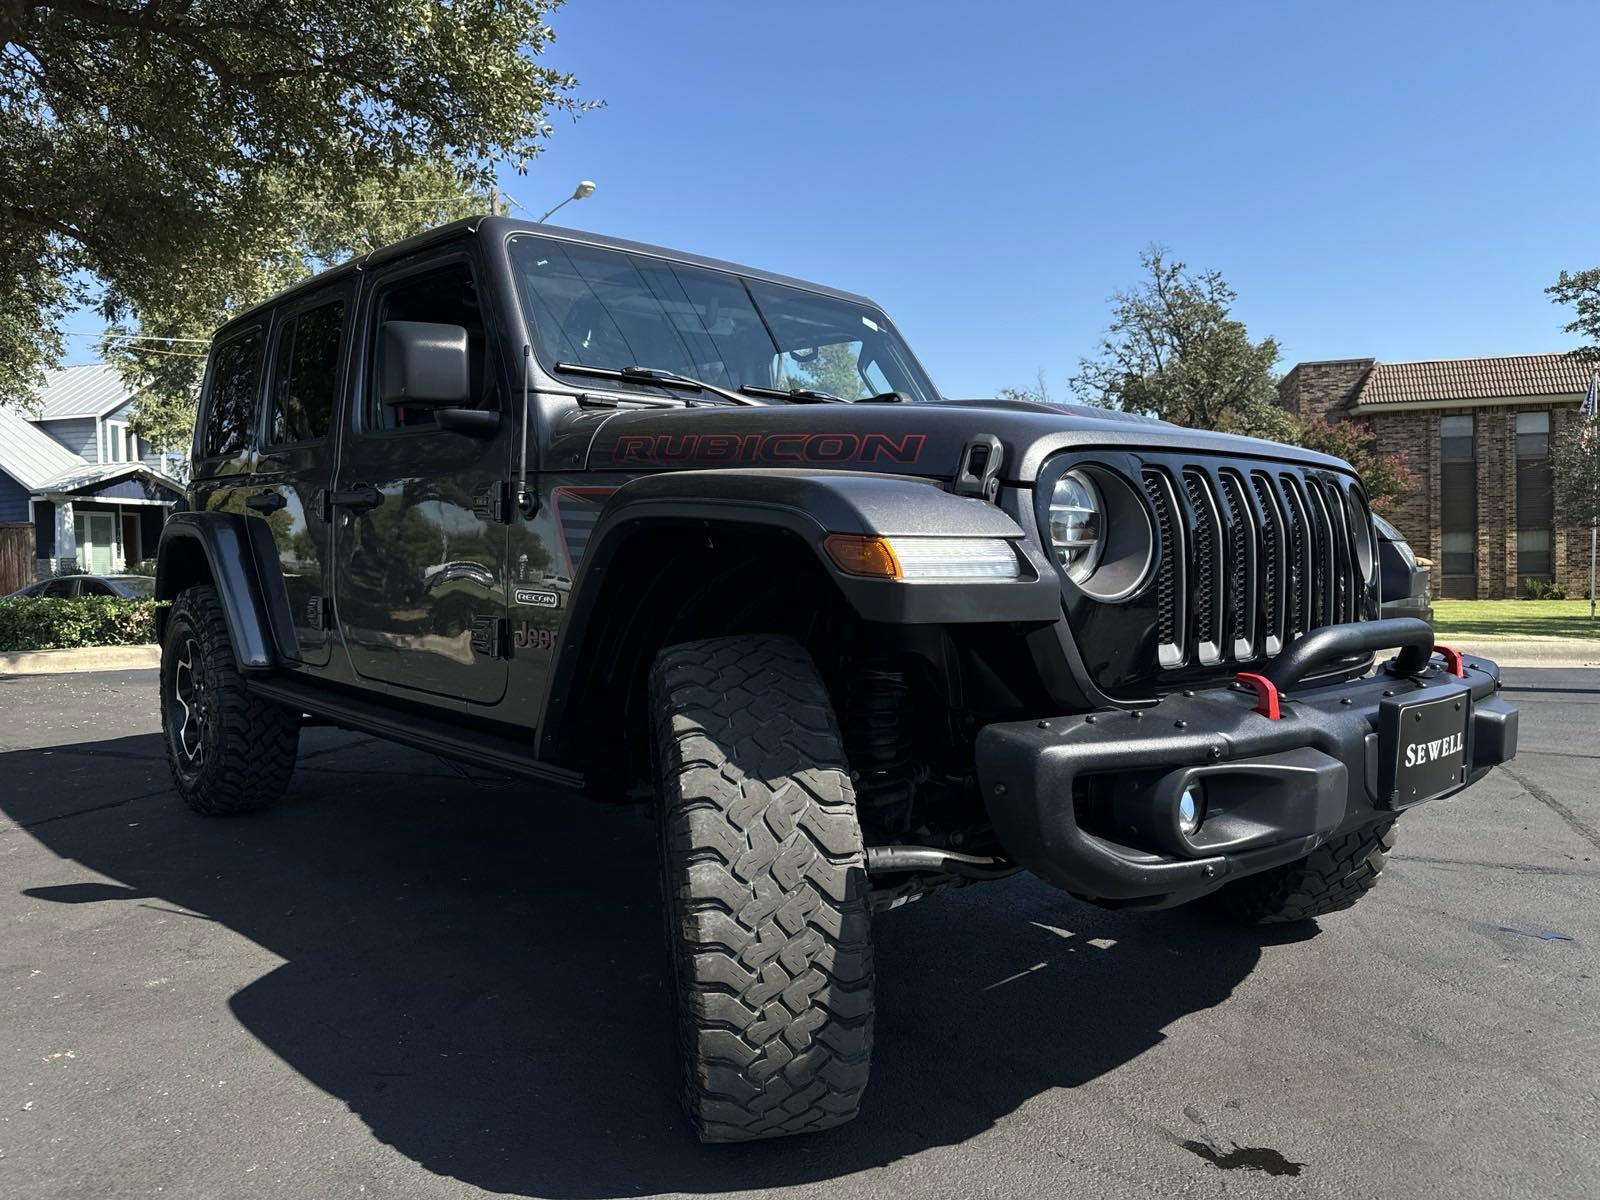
[66,0,1600,397]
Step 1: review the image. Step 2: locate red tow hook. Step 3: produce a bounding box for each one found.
[1433,644,1465,677]
[1234,672,1282,720]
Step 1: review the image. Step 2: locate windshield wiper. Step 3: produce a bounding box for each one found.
[737,384,848,404]
[555,362,759,406]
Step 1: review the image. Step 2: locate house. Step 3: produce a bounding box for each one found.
[1278,353,1591,599]
[0,363,185,583]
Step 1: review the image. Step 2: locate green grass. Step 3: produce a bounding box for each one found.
[1431,599,1600,642]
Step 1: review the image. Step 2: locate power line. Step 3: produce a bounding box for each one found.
[64,332,212,344]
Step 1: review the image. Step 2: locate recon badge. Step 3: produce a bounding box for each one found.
[514,587,560,609]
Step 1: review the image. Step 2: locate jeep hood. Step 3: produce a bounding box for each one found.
[566,397,1353,484]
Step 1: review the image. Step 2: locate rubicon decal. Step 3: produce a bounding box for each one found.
[1403,732,1464,768]
[610,431,925,466]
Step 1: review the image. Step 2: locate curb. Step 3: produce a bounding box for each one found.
[0,645,160,676]
[1444,638,1600,669]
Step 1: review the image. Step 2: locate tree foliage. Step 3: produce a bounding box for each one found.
[1288,415,1418,512]
[3,0,589,442]
[1546,268,1600,361]
[1038,246,1415,506]
[1069,247,1292,441]
[1552,418,1600,530]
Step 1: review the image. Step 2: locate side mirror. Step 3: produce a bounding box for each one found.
[379,321,471,407]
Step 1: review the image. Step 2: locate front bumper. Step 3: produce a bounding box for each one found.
[976,636,1517,907]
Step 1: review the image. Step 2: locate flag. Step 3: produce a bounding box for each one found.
[1584,372,1599,421]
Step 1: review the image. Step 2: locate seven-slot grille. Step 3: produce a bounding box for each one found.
[1140,465,1371,671]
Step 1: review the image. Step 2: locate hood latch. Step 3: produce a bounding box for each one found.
[953,434,1003,502]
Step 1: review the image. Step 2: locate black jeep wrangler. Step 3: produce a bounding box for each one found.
[156,217,1518,1142]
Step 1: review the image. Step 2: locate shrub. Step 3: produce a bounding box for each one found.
[0,597,162,651]
[1521,578,1570,601]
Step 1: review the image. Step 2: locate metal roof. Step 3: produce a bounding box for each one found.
[32,363,140,420]
[36,460,183,494]
[1353,352,1594,408]
[0,404,87,490]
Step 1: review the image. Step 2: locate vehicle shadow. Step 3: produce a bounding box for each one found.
[4,732,1312,1198]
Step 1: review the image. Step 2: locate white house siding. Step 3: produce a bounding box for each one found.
[38,417,99,461]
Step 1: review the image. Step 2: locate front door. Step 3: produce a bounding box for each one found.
[74,512,115,573]
[250,283,352,667]
[332,255,512,705]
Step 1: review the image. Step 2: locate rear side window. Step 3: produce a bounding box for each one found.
[267,298,346,445]
[203,329,265,458]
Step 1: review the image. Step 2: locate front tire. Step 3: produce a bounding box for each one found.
[160,585,299,815]
[651,635,874,1142]
[1207,821,1397,923]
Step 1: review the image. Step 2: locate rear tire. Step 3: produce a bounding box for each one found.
[650,634,874,1142]
[1207,821,1397,923]
[160,585,299,815]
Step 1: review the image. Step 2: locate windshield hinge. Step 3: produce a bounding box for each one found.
[953,435,1003,502]
[473,481,517,524]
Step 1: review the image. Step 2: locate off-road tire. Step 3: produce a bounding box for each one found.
[1207,821,1397,923]
[160,585,299,815]
[650,635,874,1142]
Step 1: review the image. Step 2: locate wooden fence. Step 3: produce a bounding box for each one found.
[0,523,34,596]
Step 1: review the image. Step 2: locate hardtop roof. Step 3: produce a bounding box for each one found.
[212,216,880,343]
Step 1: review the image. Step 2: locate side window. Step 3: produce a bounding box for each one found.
[39,579,75,598]
[369,262,491,431]
[267,297,346,445]
[78,579,116,596]
[203,329,265,458]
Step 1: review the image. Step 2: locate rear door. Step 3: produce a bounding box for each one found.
[331,253,513,705]
[251,284,353,667]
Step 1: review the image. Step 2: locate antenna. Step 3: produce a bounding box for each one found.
[515,344,536,517]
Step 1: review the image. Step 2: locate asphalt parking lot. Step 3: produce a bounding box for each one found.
[1,668,1596,1200]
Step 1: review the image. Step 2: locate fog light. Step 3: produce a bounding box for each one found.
[1177,782,1206,838]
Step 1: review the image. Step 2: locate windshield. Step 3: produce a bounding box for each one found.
[507,234,938,402]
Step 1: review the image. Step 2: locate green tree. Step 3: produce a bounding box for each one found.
[3,0,590,438]
[1289,415,1418,512]
[1546,268,1600,360]
[1551,419,1600,530]
[1051,245,1416,507]
[1069,247,1292,440]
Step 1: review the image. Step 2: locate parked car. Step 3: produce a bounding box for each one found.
[155,217,1518,1142]
[4,573,156,599]
[1373,514,1433,624]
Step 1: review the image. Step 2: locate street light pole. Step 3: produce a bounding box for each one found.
[541,180,597,223]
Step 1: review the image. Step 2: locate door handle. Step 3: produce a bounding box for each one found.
[245,490,287,514]
[327,485,384,513]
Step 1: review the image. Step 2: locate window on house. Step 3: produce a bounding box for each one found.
[1517,530,1553,579]
[126,428,139,462]
[1441,531,1475,578]
[1516,411,1550,458]
[1440,414,1474,461]
[1439,415,1476,591]
[1515,411,1553,579]
[203,328,266,458]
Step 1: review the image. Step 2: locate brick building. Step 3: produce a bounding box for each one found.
[1278,353,1593,599]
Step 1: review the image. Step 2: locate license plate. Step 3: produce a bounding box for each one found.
[1380,685,1473,808]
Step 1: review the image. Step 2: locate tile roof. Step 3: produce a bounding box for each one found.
[0,404,87,491]
[32,363,139,420]
[1353,352,1595,408]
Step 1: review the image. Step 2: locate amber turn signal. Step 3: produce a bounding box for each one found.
[823,533,902,580]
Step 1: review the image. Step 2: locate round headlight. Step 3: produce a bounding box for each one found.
[1050,469,1105,584]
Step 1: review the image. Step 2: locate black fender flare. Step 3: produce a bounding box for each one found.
[538,468,1064,749]
[569,467,1061,624]
[154,511,295,671]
